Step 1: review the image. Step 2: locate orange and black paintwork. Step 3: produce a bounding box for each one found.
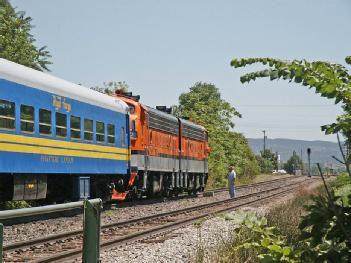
[113,91,210,200]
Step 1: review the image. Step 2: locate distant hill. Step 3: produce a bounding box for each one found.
[247,138,343,166]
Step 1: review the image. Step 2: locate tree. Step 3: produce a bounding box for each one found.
[255,149,278,174]
[256,154,274,174]
[0,0,51,71]
[91,81,129,95]
[175,82,259,187]
[231,56,351,177]
[284,151,303,174]
[261,149,278,170]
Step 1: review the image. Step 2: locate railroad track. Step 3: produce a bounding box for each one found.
[0,175,299,226]
[2,176,311,263]
[114,175,301,208]
[208,175,300,194]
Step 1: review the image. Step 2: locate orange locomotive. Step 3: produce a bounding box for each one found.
[112,91,210,200]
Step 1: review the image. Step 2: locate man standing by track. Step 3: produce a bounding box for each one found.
[228,166,236,198]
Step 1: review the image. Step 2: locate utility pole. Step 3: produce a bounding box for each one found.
[262,130,266,153]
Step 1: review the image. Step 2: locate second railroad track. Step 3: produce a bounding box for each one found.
[2,176,313,262]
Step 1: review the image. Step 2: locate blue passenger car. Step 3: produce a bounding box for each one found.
[0,59,130,201]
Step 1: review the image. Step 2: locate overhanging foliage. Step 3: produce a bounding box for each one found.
[231,56,351,172]
[0,0,51,71]
[230,57,351,136]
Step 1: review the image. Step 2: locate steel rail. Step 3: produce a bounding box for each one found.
[36,179,308,263]
[3,176,302,253]
[101,181,307,250]
[3,177,309,262]
[208,175,302,193]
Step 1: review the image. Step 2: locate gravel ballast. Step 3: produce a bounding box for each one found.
[2,176,305,248]
[100,177,323,263]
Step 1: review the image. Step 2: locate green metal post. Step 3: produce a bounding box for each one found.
[0,223,3,263]
[82,199,102,263]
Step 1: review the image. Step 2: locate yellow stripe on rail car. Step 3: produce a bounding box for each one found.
[0,142,129,161]
[0,133,128,154]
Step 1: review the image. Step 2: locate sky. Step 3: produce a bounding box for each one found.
[10,0,350,142]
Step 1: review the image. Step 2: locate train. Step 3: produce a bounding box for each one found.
[0,58,209,202]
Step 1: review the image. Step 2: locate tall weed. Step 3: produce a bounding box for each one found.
[265,187,315,245]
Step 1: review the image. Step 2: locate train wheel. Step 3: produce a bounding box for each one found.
[163,189,171,198]
[187,189,197,197]
[173,190,179,197]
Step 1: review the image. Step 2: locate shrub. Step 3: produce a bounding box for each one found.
[266,188,314,245]
[331,172,351,189]
[0,200,32,210]
[223,211,299,263]
[298,181,351,262]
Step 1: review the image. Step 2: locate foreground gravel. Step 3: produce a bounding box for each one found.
[2,175,303,245]
[100,206,265,263]
[101,177,323,263]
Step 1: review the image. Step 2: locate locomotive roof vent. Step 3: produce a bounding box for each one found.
[115,89,140,102]
[156,106,172,114]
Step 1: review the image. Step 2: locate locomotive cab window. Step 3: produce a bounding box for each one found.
[0,99,15,130]
[56,112,67,138]
[131,120,137,138]
[96,121,105,143]
[71,115,81,140]
[129,105,135,114]
[20,105,34,133]
[39,109,52,135]
[84,119,93,141]
[107,124,115,144]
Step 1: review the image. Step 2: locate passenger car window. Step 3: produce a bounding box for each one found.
[39,109,52,135]
[107,124,115,144]
[20,105,34,133]
[56,112,67,138]
[96,121,105,143]
[84,119,93,141]
[0,99,15,130]
[70,115,81,139]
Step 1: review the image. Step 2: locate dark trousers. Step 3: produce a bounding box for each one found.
[229,180,235,198]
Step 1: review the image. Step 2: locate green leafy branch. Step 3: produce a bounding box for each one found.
[230,56,351,174]
[0,0,52,71]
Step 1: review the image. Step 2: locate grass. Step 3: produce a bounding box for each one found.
[265,186,317,245]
